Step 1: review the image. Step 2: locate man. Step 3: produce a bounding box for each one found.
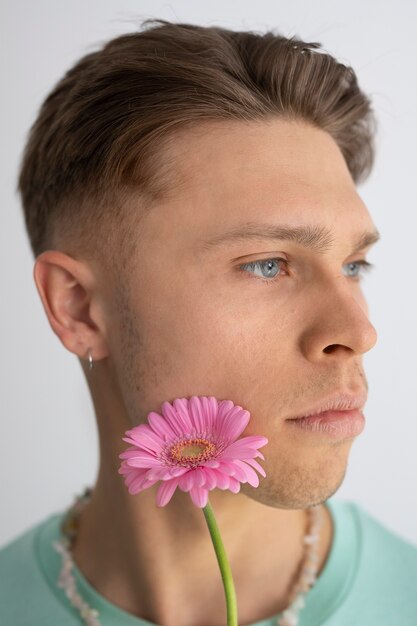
[1,17,417,626]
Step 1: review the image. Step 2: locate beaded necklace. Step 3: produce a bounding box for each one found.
[52,486,324,626]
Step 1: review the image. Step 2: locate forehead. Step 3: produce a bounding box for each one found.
[140,118,375,249]
[167,117,352,194]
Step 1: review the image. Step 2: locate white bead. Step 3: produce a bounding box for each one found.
[290,595,305,610]
[278,609,299,625]
[53,532,101,626]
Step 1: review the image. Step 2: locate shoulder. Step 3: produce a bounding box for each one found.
[334,499,417,624]
[328,498,417,561]
[350,500,417,566]
[0,516,44,576]
[0,513,74,625]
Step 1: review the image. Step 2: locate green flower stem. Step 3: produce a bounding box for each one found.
[202,499,238,626]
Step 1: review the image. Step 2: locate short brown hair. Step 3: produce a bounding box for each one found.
[17,17,376,278]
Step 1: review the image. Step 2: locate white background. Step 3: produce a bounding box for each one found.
[1,0,416,547]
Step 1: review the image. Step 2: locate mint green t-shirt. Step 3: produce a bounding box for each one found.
[1,498,417,625]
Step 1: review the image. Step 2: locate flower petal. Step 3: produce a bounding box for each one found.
[188,396,207,434]
[119,449,156,461]
[126,456,162,468]
[200,467,218,490]
[118,463,147,485]
[123,425,164,454]
[200,396,218,432]
[220,445,264,460]
[146,466,177,480]
[178,470,195,492]
[147,411,177,441]
[161,400,192,436]
[219,436,268,459]
[215,461,237,476]
[231,459,260,487]
[189,486,209,508]
[126,476,147,494]
[226,409,251,441]
[192,467,207,487]
[228,476,241,493]
[215,407,251,443]
[156,477,181,507]
[225,461,247,482]
[119,460,142,474]
[217,399,235,420]
[213,402,230,435]
[238,435,269,448]
[210,469,230,490]
[120,468,160,495]
[202,459,220,468]
[168,466,189,477]
[173,398,195,432]
[147,466,188,481]
[241,457,266,477]
[140,475,161,490]
[118,460,134,475]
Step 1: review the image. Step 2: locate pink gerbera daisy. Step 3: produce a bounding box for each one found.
[118,395,268,508]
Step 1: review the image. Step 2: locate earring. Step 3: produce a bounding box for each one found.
[87,348,93,371]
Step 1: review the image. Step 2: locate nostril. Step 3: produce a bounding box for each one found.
[323,344,353,354]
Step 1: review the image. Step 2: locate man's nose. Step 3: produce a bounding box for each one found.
[298,279,378,362]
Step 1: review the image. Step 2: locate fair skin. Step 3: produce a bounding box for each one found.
[33,118,378,626]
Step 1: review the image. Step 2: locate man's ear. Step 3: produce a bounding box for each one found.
[33,250,109,362]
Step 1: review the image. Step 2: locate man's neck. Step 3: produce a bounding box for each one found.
[71,463,334,626]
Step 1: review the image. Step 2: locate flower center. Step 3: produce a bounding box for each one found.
[169,437,216,467]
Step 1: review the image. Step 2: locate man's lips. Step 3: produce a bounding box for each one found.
[286,408,366,438]
[285,390,368,421]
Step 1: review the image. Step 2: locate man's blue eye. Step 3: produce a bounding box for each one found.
[342,260,375,279]
[238,257,375,283]
[239,258,287,281]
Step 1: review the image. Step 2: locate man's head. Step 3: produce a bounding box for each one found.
[19,19,379,510]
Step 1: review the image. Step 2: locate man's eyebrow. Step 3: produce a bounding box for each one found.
[199,222,381,255]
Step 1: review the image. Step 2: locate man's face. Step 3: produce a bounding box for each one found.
[105,118,378,509]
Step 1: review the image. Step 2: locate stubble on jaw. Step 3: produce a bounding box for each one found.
[110,279,176,428]
[239,438,349,511]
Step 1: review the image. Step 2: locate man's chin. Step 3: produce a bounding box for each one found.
[238,470,346,510]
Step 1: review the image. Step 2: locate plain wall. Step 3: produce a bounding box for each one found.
[1,0,416,547]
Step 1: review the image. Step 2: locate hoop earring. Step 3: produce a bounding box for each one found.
[87,348,93,371]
